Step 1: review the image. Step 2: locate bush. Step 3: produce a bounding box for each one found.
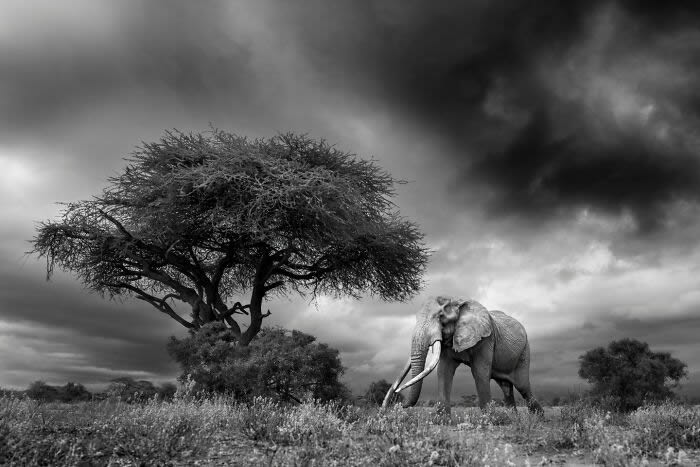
[59,382,91,402]
[26,381,93,403]
[364,379,404,406]
[551,398,610,449]
[578,338,687,411]
[168,323,350,403]
[106,377,158,402]
[26,381,60,402]
[627,401,700,453]
[157,382,177,401]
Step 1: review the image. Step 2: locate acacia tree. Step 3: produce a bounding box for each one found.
[32,130,428,345]
[578,338,687,411]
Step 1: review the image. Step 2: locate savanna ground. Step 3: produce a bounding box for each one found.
[1,394,699,466]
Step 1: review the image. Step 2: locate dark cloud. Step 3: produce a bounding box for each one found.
[5,0,700,234]
[0,269,185,386]
[0,1,256,140]
[270,0,700,233]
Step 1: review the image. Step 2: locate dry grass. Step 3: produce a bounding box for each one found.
[1,394,699,466]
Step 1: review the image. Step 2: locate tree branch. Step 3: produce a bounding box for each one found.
[120,250,199,302]
[264,280,284,292]
[164,239,181,257]
[220,302,250,319]
[97,209,133,238]
[274,267,327,281]
[97,211,205,290]
[105,281,194,329]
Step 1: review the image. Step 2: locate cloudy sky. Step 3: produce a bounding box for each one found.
[2,0,700,401]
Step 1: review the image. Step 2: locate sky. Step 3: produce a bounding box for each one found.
[2,0,700,401]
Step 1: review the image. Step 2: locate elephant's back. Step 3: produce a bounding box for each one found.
[489,310,528,371]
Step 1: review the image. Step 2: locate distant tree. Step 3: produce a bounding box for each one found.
[0,388,23,398]
[157,382,177,401]
[364,379,404,406]
[167,323,349,403]
[107,377,158,402]
[550,396,561,407]
[31,130,428,346]
[26,381,92,403]
[578,338,687,411]
[26,381,60,402]
[59,382,91,402]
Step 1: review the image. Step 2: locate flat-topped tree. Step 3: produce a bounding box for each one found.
[31,130,429,345]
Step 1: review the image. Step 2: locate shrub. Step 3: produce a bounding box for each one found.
[275,399,351,445]
[157,382,177,401]
[237,397,286,442]
[26,381,93,403]
[106,377,158,402]
[168,324,350,403]
[59,382,92,402]
[364,379,404,406]
[627,401,700,453]
[26,381,60,402]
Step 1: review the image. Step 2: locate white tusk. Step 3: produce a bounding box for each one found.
[382,358,411,407]
[396,340,442,393]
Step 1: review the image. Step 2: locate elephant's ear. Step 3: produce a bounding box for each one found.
[453,300,492,352]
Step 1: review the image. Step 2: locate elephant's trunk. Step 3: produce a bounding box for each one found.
[400,322,444,407]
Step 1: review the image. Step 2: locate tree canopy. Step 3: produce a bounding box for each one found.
[578,338,687,411]
[167,323,349,403]
[26,381,92,403]
[32,130,428,344]
[104,377,176,402]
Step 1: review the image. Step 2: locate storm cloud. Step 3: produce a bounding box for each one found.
[266,0,700,232]
[7,0,700,234]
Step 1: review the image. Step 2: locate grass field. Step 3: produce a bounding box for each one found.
[1,395,699,466]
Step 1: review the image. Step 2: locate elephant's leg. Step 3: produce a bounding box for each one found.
[496,379,515,408]
[436,353,459,415]
[470,341,494,410]
[512,362,543,415]
[470,363,492,409]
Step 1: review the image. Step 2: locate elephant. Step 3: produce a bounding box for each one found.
[382,296,543,414]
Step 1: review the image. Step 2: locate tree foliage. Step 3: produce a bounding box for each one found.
[105,377,175,402]
[364,379,404,406]
[157,382,177,401]
[106,377,157,402]
[578,338,687,411]
[26,381,60,402]
[26,381,92,403]
[31,129,428,344]
[167,323,349,403]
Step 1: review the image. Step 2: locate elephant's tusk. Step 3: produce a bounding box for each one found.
[396,340,442,393]
[382,358,411,407]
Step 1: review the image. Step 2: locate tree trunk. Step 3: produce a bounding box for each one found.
[199,301,215,322]
[240,282,264,346]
